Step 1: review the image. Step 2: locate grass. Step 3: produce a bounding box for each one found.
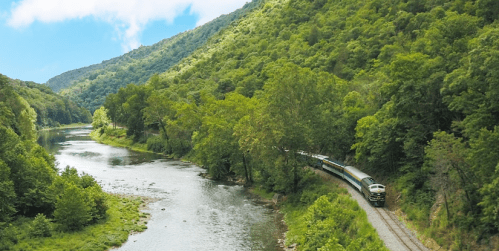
[250,185,275,201]
[3,194,152,251]
[251,170,388,250]
[39,123,91,131]
[90,127,151,154]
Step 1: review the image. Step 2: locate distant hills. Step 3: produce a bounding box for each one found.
[46,0,262,113]
[6,75,91,128]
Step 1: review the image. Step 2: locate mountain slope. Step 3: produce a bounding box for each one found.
[101,0,499,249]
[6,75,91,128]
[47,0,262,112]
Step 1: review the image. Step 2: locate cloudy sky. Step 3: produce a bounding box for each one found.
[0,0,248,84]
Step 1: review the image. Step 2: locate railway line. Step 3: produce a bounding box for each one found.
[374,207,428,251]
[310,167,430,251]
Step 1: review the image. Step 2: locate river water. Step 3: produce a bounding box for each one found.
[38,126,284,251]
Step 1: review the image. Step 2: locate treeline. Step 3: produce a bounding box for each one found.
[0,75,109,249]
[7,77,91,128]
[96,0,499,248]
[48,0,263,113]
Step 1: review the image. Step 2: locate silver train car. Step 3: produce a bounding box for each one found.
[300,152,386,207]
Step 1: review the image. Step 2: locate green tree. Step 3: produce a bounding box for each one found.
[424,131,475,221]
[122,84,150,140]
[91,107,110,129]
[53,182,91,231]
[143,90,176,151]
[236,61,321,192]
[194,93,255,182]
[0,160,16,221]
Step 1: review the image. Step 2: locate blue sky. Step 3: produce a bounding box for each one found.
[0,0,248,84]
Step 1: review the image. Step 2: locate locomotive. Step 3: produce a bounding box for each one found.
[300,152,386,207]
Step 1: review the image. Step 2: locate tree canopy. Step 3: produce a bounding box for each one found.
[91,0,499,248]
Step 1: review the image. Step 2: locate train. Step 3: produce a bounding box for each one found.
[299,152,386,207]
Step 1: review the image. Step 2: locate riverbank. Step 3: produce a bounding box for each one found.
[2,194,154,250]
[201,171,388,251]
[38,123,91,131]
[90,127,153,154]
[90,127,389,250]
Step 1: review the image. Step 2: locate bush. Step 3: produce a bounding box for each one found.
[146,136,166,153]
[29,213,52,237]
[0,224,18,250]
[54,182,91,231]
[86,185,108,222]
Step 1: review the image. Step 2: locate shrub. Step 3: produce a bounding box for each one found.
[86,185,108,222]
[146,136,166,153]
[54,182,91,231]
[29,213,52,237]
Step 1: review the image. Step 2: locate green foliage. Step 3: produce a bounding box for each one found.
[0,74,130,249]
[146,136,167,153]
[53,182,92,231]
[0,159,16,222]
[50,1,262,113]
[5,75,91,128]
[194,93,255,181]
[29,213,52,237]
[0,195,148,250]
[299,195,387,251]
[85,0,499,247]
[282,178,387,251]
[91,106,111,129]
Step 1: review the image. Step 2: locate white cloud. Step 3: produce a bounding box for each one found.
[7,0,248,52]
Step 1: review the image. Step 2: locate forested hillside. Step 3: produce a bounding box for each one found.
[47,0,262,113]
[0,74,111,249]
[96,0,499,248]
[6,76,91,128]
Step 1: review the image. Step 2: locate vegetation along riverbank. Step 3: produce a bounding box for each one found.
[5,0,499,249]
[81,0,499,248]
[0,77,154,250]
[90,117,389,250]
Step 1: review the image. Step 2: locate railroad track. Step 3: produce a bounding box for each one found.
[374,207,428,251]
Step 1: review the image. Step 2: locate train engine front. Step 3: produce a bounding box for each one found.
[361,177,386,207]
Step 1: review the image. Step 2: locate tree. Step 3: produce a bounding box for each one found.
[194,93,255,182]
[424,131,474,220]
[236,61,321,192]
[143,90,176,151]
[121,84,150,140]
[0,160,16,221]
[53,182,91,231]
[103,93,119,129]
[469,127,499,231]
[91,107,110,129]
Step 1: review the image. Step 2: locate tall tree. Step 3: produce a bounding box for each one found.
[236,61,321,192]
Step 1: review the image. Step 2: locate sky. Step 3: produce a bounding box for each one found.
[0,0,249,84]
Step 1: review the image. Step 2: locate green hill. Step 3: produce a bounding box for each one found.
[6,75,91,128]
[47,0,262,113]
[99,0,499,249]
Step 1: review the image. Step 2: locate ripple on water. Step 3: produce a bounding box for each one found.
[39,127,284,251]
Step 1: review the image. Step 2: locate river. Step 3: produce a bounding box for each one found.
[38,126,284,251]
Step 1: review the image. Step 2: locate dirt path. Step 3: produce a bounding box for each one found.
[311,168,430,251]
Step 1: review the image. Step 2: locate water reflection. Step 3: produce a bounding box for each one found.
[37,126,283,251]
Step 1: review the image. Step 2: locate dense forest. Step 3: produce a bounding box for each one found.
[6,76,91,128]
[93,0,499,248]
[47,0,263,113]
[0,75,109,249]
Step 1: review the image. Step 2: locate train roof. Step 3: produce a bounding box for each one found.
[312,154,328,160]
[324,158,346,167]
[298,151,328,160]
[343,165,371,181]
